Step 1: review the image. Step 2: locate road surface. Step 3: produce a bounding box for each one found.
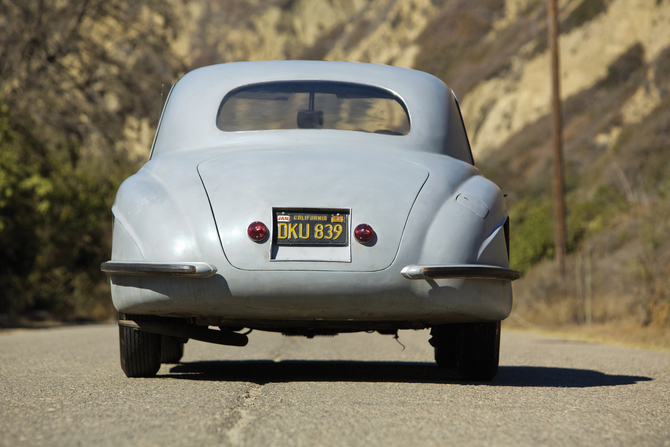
[1,324,668,446]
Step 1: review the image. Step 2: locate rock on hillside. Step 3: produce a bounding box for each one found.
[174,0,670,156]
[463,0,670,157]
[171,0,438,68]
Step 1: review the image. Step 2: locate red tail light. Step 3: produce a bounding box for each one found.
[354,224,374,244]
[248,221,268,242]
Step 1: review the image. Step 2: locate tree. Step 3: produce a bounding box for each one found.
[0,0,184,318]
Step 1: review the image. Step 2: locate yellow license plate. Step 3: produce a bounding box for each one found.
[274,210,349,246]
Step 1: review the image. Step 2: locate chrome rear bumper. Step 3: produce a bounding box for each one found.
[401,264,520,281]
[101,261,217,278]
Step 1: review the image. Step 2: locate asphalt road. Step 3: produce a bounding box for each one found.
[1,323,669,446]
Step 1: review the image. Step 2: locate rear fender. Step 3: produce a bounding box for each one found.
[110,218,143,261]
[111,167,218,263]
[419,175,508,266]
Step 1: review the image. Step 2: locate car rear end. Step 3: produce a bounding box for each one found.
[102,61,519,380]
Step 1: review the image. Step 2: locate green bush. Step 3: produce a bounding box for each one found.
[0,97,123,318]
[508,198,554,273]
[508,187,630,274]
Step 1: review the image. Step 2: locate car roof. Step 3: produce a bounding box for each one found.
[151,61,472,163]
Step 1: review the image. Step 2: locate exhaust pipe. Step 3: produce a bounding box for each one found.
[119,319,248,347]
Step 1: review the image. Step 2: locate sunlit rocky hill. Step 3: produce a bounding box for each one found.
[1,0,668,342]
[170,0,670,342]
[173,0,669,153]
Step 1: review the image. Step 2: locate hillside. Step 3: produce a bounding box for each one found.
[168,0,670,344]
[1,0,668,344]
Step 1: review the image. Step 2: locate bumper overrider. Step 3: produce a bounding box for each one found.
[400,264,520,281]
[101,261,217,277]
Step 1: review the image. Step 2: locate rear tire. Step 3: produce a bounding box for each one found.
[456,321,500,381]
[119,313,161,378]
[431,321,500,382]
[430,324,460,369]
[160,336,184,364]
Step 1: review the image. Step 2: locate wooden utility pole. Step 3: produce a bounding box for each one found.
[548,0,566,276]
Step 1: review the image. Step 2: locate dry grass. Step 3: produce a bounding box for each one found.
[504,320,670,352]
[508,198,670,351]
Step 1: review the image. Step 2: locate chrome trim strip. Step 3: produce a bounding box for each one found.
[100,261,217,278]
[401,264,521,281]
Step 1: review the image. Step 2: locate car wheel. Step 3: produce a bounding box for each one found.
[456,321,500,382]
[119,313,161,378]
[430,324,461,369]
[160,336,184,364]
[431,321,500,381]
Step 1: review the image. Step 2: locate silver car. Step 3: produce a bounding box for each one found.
[102,61,520,380]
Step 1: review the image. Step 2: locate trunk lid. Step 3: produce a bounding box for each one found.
[197,148,428,271]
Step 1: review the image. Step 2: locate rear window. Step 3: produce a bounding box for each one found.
[216,81,410,135]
